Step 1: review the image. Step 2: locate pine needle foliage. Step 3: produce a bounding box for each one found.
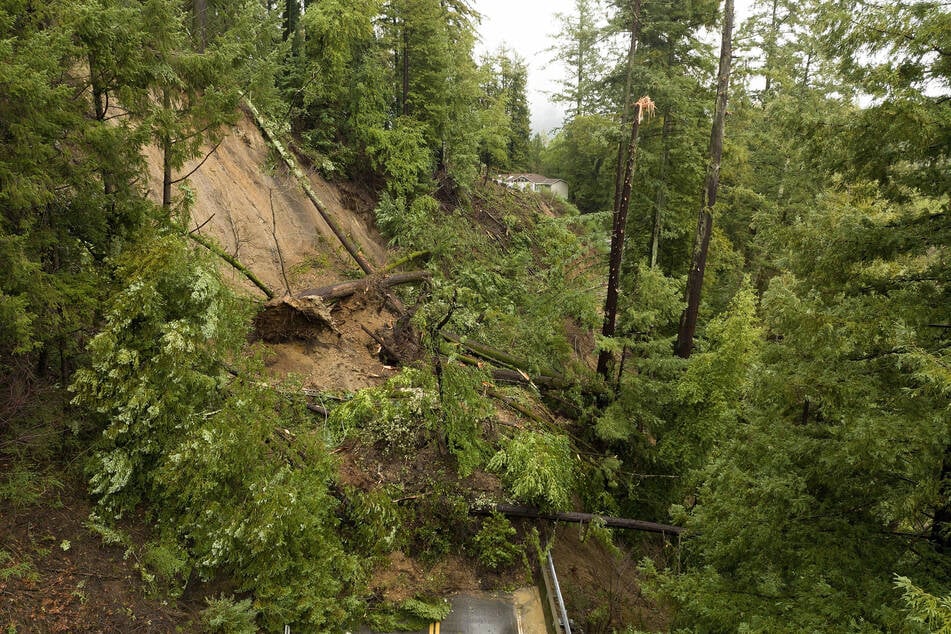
[70,232,371,628]
[488,431,577,510]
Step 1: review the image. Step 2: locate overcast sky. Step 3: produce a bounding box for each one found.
[472,0,754,136]
[472,0,577,135]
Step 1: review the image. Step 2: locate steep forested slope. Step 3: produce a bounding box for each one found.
[1,0,949,631]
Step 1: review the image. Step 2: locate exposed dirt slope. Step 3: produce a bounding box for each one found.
[143,113,388,298]
[142,114,404,393]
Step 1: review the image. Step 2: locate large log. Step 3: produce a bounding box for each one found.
[471,504,683,536]
[297,270,431,301]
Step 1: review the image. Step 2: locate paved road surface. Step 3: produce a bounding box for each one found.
[360,594,521,634]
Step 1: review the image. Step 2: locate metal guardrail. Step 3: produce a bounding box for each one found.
[538,549,571,634]
[546,552,571,634]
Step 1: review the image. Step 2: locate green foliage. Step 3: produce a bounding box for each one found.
[365,596,452,631]
[542,114,618,213]
[0,465,62,509]
[374,193,439,247]
[201,595,258,634]
[488,431,576,510]
[65,232,371,628]
[155,379,366,628]
[70,233,245,515]
[330,365,491,475]
[407,479,470,561]
[473,512,521,571]
[439,363,494,477]
[340,486,403,556]
[329,368,439,453]
[655,181,950,631]
[665,278,762,468]
[366,117,434,198]
[895,576,951,634]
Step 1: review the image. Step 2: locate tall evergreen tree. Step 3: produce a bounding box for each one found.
[549,0,607,118]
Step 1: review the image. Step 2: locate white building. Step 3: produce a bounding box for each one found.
[497,173,569,199]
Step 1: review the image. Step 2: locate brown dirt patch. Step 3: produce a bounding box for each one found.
[142,112,391,299]
[260,292,405,394]
[0,480,196,633]
[549,525,673,633]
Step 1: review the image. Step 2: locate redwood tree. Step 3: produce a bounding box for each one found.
[674,0,734,358]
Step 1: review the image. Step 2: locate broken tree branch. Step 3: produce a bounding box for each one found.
[245,99,376,276]
[187,231,274,299]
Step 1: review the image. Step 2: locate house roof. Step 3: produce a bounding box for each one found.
[499,173,566,186]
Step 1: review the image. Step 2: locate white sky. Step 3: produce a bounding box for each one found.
[472,0,577,136]
[471,0,755,136]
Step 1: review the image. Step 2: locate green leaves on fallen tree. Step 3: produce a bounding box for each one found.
[488,431,577,510]
[69,233,370,628]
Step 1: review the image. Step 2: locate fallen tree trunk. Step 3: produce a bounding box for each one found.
[245,99,376,276]
[452,352,569,391]
[297,270,431,301]
[442,332,565,385]
[188,231,274,299]
[471,504,683,536]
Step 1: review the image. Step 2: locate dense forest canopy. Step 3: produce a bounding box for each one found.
[0,0,948,630]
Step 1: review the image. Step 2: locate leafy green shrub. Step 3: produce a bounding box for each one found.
[473,512,520,571]
[488,431,576,510]
[70,234,369,628]
[201,595,258,634]
[329,368,439,453]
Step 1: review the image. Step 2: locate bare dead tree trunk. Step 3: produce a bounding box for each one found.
[613,0,642,214]
[193,0,208,52]
[162,88,173,210]
[597,98,653,381]
[675,0,734,359]
[649,104,673,269]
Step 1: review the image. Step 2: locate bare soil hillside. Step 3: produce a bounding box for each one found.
[143,113,389,297]
[141,113,409,393]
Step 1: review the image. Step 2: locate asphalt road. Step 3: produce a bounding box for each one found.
[361,594,520,634]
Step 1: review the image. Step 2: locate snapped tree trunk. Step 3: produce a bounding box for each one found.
[597,97,653,381]
[612,0,642,213]
[649,104,673,269]
[675,0,734,359]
